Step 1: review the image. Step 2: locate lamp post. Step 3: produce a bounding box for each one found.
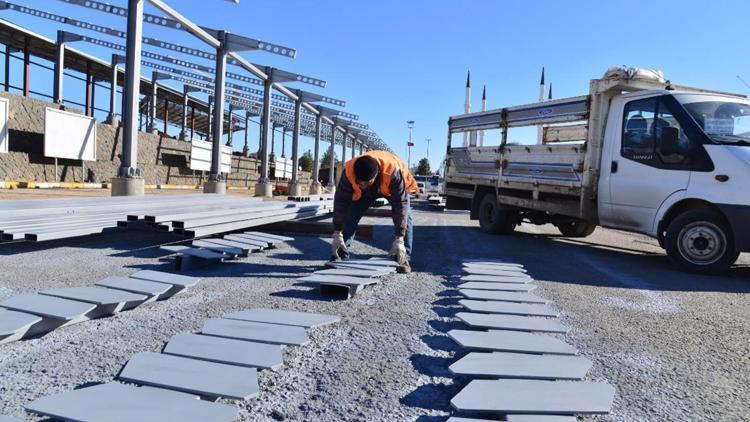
[425,138,431,165]
[407,120,415,170]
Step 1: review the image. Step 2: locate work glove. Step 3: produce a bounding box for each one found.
[389,236,407,266]
[331,231,346,260]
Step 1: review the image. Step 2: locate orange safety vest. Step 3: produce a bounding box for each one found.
[345,151,419,201]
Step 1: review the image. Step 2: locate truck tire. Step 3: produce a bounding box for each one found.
[664,209,738,274]
[478,194,517,235]
[555,219,596,238]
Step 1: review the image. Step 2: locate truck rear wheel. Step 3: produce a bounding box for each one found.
[555,219,596,238]
[478,194,517,235]
[665,209,737,274]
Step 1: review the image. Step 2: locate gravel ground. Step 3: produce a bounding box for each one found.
[0,200,748,421]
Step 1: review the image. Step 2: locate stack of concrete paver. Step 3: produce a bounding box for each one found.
[23,308,340,421]
[298,257,398,298]
[0,270,199,345]
[161,231,295,271]
[445,260,616,421]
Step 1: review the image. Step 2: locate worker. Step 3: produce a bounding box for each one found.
[331,150,418,273]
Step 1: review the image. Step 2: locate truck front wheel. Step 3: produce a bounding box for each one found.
[555,219,596,238]
[665,209,738,274]
[478,194,517,235]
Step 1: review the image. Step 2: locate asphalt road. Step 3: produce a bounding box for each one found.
[0,201,747,421]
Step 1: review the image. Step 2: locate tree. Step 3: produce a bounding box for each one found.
[299,150,313,172]
[415,158,431,175]
[320,148,337,169]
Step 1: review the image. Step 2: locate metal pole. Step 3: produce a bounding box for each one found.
[271,123,276,157]
[4,45,10,92]
[254,72,273,197]
[190,103,195,139]
[148,72,158,133]
[180,85,189,139]
[407,124,413,169]
[289,97,302,196]
[242,111,250,156]
[85,62,92,116]
[341,129,347,183]
[108,54,119,124]
[162,98,168,134]
[206,32,227,193]
[206,95,213,142]
[309,113,322,194]
[53,31,65,104]
[328,124,336,192]
[351,138,356,160]
[226,102,233,147]
[90,77,97,118]
[114,0,144,196]
[281,127,286,158]
[23,36,30,97]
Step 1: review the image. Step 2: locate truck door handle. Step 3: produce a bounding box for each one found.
[611,161,618,173]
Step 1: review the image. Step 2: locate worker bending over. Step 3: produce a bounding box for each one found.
[331,150,418,273]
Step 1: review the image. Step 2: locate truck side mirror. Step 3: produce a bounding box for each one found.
[659,126,682,156]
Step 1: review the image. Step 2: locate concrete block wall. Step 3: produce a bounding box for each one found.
[0,91,310,189]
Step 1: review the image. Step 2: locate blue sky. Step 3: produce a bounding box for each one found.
[2,0,750,170]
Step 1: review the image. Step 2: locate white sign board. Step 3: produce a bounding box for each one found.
[0,97,8,154]
[44,107,96,161]
[189,139,232,174]
[274,157,294,179]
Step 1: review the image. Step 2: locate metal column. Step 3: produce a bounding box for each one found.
[85,62,93,116]
[204,31,228,194]
[288,98,302,196]
[22,36,29,97]
[226,102,234,147]
[339,128,347,185]
[190,104,195,139]
[4,45,10,92]
[351,138,356,160]
[162,98,168,134]
[281,127,286,158]
[328,124,337,192]
[179,85,190,139]
[270,123,276,160]
[309,114,323,194]
[254,73,273,197]
[53,31,65,104]
[242,111,250,156]
[148,73,159,133]
[206,95,213,142]
[107,54,123,125]
[113,0,145,196]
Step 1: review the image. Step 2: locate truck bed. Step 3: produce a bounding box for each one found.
[447,143,586,195]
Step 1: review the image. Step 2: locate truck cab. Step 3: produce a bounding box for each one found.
[444,68,750,274]
[599,90,750,271]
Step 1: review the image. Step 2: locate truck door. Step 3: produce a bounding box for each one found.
[600,95,691,233]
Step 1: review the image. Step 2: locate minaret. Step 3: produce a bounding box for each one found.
[537,67,545,145]
[548,83,553,100]
[479,84,487,147]
[463,69,471,147]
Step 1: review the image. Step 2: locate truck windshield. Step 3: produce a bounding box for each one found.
[676,94,750,145]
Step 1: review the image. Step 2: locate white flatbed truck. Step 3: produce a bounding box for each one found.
[444,68,750,274]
